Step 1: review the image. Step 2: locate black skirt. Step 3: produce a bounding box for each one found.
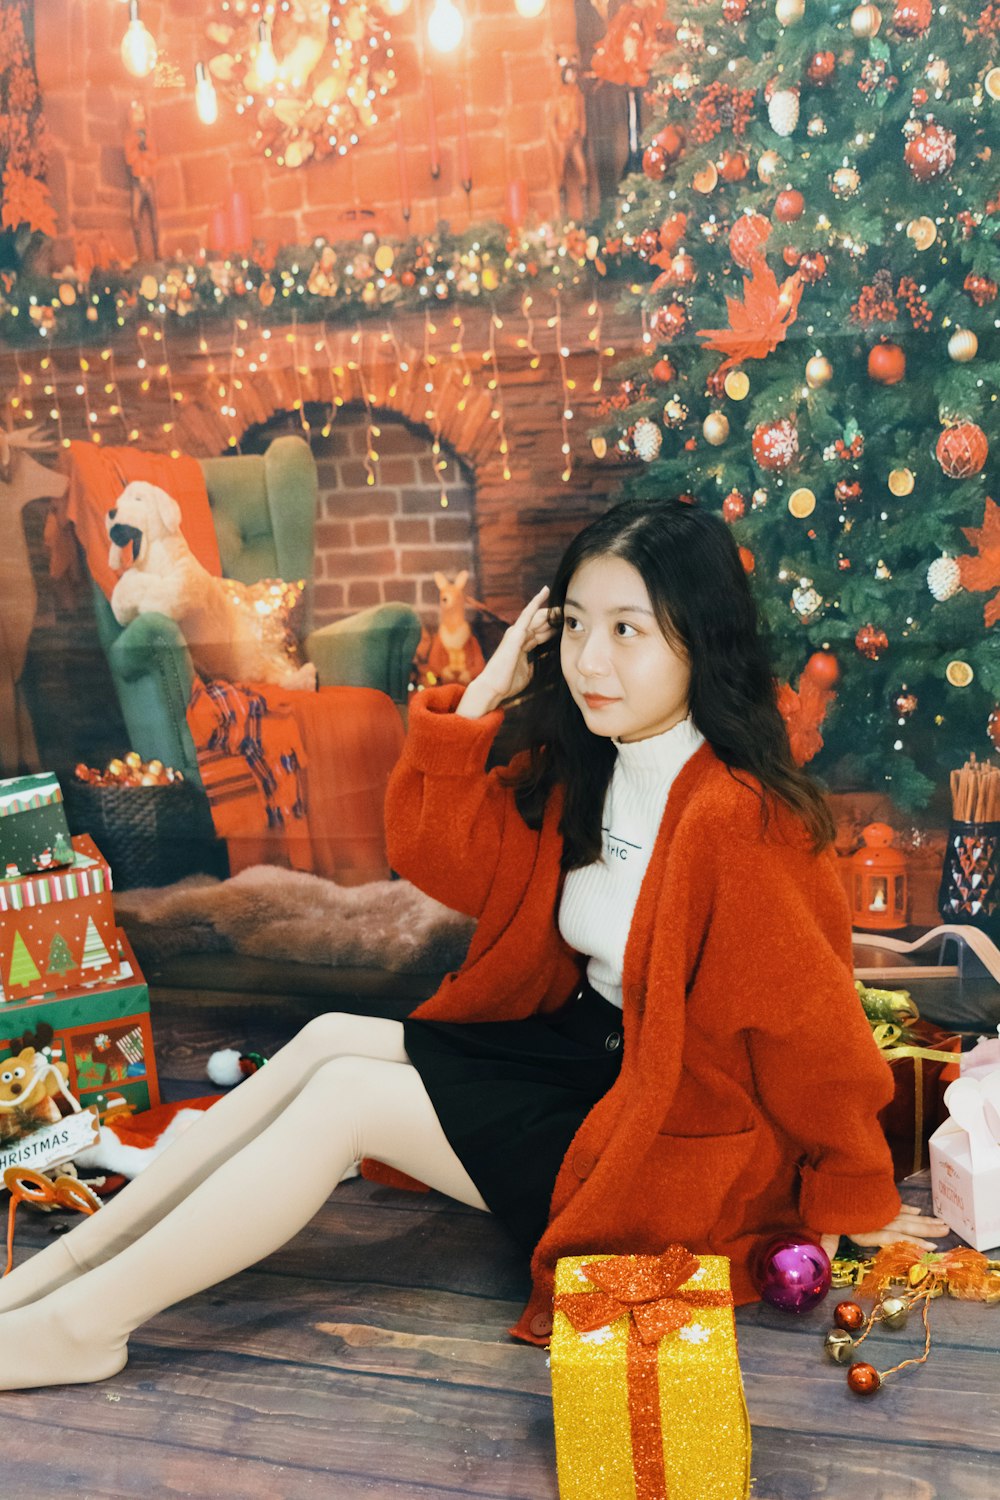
[403,980,624,1251]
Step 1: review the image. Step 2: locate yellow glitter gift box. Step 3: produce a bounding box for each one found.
[550,1245,751,1500]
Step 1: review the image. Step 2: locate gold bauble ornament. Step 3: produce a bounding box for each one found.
[805,355,833,388]
[374,244,395,272]
[139,273,160,301]
[703,412,730,446]
[775,0,805,22]
[948,329,978,363]
[788,487,817,518]
[832,166,860,197]
[986,67,1000,102]
[58,282,77,306]
[692,162,719,193]
[757,150,782,183]
[724,370,750,400]
[850,3,882,38]
[888,467,915,496]
[926,59,950,91]
[591,436,608,459]
[752,487,768,509]
[946,660,974,688]
[906,216,937,251]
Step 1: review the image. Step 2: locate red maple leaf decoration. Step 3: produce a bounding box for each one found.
[696,256,804,372]
[958,496,1000,628]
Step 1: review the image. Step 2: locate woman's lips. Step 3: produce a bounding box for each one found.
[582,693,620,709]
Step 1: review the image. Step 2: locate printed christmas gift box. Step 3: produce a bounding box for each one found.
[550,1246,751,1500]
[0,834,118,1003]
[0,932,160,1127]
[0,772,75,875]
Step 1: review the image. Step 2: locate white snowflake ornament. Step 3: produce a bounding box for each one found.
[633,417,663,463]
[927,555,962,602]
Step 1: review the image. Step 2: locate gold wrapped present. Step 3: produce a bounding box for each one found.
[551,1245,751,1500]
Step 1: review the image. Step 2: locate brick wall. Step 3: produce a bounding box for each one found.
[35,0,577,265]
[310,412,478,625]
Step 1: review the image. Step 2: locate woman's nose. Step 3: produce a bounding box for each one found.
[576,632,610,677]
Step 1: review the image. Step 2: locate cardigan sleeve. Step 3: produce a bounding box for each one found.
[383,684,516,919]
[712,833,901,1234]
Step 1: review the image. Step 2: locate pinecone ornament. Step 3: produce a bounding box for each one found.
[633,417,663,463]
[768,89,800,137]
[927,555,962,602]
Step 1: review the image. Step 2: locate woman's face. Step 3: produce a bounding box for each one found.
[559,554,691,743]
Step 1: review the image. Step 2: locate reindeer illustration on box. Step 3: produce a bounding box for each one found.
[0,425,68,775]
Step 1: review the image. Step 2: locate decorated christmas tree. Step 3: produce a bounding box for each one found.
[595,0,999,811]
[45,931,75,977]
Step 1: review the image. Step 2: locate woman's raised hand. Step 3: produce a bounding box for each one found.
[457,586,556,719]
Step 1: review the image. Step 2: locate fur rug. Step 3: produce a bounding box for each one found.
[115,865,475,974]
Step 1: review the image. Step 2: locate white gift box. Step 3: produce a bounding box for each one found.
[929,1073,1000,1253]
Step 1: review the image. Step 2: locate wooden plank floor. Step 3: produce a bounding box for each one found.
[4,962,999,1500]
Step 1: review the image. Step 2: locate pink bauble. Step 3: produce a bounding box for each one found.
[755,1236,832,1313]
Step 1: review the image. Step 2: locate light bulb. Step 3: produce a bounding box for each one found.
[382,0,412,13]
[120,0,158,79]
[514,0,546,15]
[255,19,278,85]
[428,0,463,51]
[194,61,218,125]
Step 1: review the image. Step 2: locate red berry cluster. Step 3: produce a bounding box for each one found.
[722,0,750,22]
[858,58,897,96]
[897,275,932,328]
[598,380,649,417]
[978,0,1000,34]
[835,480,863,503]
[851,271,898,324]
[956,211,980,238]
[834,433,865,461]
[965,272,998,307]
[689,82,756,143]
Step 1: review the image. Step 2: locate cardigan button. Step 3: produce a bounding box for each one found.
[529,1312,553,1337]
[573,1151,596,1180]
[604,1032,622,1052]
[627,983,646,1012]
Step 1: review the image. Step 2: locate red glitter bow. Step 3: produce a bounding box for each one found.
[555,1245,734,1499]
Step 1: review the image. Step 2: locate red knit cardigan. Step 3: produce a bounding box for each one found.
[384,685,900,1345]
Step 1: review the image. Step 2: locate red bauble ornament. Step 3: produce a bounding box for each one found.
[855,625,889,660]
[723,0,749,16]
[722,489,747,523]
[847,1362,882,1395]
[636,227,662,259]
[739,545,755,573]
[798,250,827,283]
[643,143,669,181]
[807,50,836,84]
[804,651,840,688]
[774,189,806,223]
[719,150,749,182]
[650,301,688,341]
[868,341,906,385]
[904,123,956,181]
[834,1301,865,1332]
[658,212,688,253]
[651,356,676,382]
[752,418,799,470]
[987,706,1000,752]
[893,0,932,34]
[783,246,801,267]
[936,422,989,478]
[965,273,999,307]
[729,213,772,268]
[654,125,685,159]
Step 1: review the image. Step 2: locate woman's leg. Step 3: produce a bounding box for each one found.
[0,1054,488,1390]
[0,1013,409,1313]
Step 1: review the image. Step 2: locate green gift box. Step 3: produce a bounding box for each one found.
[0,932,160,1119]
[0,773,74,876]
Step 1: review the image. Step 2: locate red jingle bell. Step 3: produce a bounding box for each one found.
[834,1301,865,1332]
[868,341,906,385]
[847,1362,882,1395]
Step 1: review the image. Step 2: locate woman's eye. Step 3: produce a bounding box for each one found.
[615,621,639,638]
[563,615,582,632]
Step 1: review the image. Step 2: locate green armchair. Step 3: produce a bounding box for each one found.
[89,435,421,786]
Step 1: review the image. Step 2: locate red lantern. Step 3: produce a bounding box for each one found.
[936,422,989,479]
[774,189,805,223]
[752,418,799,470]
[722,489,747,523]
[855,624,889,660]
[893,0,932,33]
[798,250,827,283]
[867,341,906,385]
[807,50,836,84]
[904,123,956,181]
[803,651,840,689]
[729,213,772,268]
[850,822,909,931]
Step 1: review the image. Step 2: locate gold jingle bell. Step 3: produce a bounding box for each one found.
[824,1328,855,1364]
[880,1296,909,1330]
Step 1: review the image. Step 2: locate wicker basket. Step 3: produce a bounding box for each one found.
[63,779,228,890]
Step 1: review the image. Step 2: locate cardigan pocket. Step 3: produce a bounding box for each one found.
[646,1125,758,1243]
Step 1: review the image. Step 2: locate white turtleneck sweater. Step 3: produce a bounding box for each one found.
[558,717,705,1008]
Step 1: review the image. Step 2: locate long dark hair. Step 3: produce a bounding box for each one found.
[503,497,835,867]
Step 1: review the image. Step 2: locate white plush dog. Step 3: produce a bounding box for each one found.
[107,481,317,690]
